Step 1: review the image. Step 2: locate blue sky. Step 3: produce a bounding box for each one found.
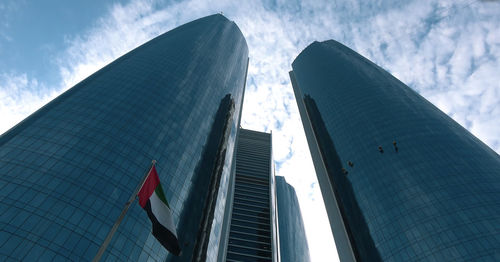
[0,1,120,83]
[1,0,500,260]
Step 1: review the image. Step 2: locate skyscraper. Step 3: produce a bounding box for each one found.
[221,128,279,262]
[0,14,248,262]
[290,40,500,261]
[275,176,310,262]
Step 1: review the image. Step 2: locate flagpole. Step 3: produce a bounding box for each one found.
[92,160,157,262]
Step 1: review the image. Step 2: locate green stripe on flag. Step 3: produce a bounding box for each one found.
[154,184,170,208]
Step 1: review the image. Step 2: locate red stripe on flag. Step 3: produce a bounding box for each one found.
[138,165,160,208]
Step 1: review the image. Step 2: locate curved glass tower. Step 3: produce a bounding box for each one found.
[0,14,248,261]
[290,40,500,261]
[275,176,310,262]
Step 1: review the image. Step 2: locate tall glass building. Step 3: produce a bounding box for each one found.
[221,128,279,262]
[290,40,500,261]
[275,176,310,262]
[0,14,249,262]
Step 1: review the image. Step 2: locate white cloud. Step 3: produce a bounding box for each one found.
[57,0,175,89]
[0,73,58,134]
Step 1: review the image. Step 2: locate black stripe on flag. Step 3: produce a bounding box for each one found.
[144,200,181,256]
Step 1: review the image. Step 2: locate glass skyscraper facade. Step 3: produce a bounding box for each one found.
[275,176,310,262]
[0,14,248,262]
[290,40,500,261]
[222,128,279,262]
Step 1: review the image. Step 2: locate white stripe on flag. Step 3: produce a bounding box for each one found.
[150,192,177,237]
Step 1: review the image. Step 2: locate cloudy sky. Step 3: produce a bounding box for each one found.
[1,0,499,260]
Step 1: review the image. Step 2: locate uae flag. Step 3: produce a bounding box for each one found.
[138,165,181,256]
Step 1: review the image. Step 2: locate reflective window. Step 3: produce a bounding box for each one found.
[0,14,248,261]
[291,40,500,261]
